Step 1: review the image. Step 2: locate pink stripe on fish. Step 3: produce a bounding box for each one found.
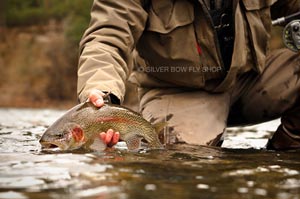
[96,117,138,124]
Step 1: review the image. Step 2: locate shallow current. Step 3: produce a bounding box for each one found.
[0,108,299,199]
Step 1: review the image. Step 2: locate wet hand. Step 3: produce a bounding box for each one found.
[88,89,106,107]
[100,129,120,147]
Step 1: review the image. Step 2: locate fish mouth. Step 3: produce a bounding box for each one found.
[40,141,62,151]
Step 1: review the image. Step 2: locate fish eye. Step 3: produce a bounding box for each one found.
[57,133,64,138]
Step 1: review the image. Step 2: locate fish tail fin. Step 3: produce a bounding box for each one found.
[152,113,173,134]
[153,122,168,134]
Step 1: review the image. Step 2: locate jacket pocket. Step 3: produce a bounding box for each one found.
[136,0,205,88]
[242,0,277,10]
[241,0,277,72]
[147,0,194,34]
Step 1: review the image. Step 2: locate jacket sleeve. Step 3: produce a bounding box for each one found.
[271,0,300,20]
[77,0,148,103]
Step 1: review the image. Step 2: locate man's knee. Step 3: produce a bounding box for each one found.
[139,88,230,145]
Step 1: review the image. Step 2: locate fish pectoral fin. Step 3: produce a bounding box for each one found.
[88,138,107,152]
[125,135,142,151]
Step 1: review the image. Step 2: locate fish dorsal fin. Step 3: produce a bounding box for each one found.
[88,137,107,152]
[75,102,94,112]
[126,135,143,151]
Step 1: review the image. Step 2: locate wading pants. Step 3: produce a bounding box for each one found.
[138,49,300,149]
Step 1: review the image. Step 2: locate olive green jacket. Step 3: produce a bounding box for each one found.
[77,0,299,103]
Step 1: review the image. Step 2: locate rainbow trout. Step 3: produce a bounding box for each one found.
[39,102,164,152]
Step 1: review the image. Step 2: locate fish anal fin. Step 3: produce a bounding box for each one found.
[88,137,107,152]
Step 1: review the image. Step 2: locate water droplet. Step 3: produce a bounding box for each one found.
[247,181,254,187]
[254,188,267,196]
[256,166,269,172]
[237,187,248,193]
[196,184,209,189]
[269,165,281,169]
[195,176,203,179]
[145,184,157,191]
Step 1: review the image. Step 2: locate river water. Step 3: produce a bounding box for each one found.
[0,107,299,199]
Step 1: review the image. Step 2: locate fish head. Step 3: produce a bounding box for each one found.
[40,122,86,151]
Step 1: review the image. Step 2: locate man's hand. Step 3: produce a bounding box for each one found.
[88,89,120,147]
[88,89,106,107]
[100,129,120,147]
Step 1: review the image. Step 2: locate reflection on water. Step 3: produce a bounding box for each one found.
[0,108,299,199]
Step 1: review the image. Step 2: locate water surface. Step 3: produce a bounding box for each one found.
[0,108,299,199]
